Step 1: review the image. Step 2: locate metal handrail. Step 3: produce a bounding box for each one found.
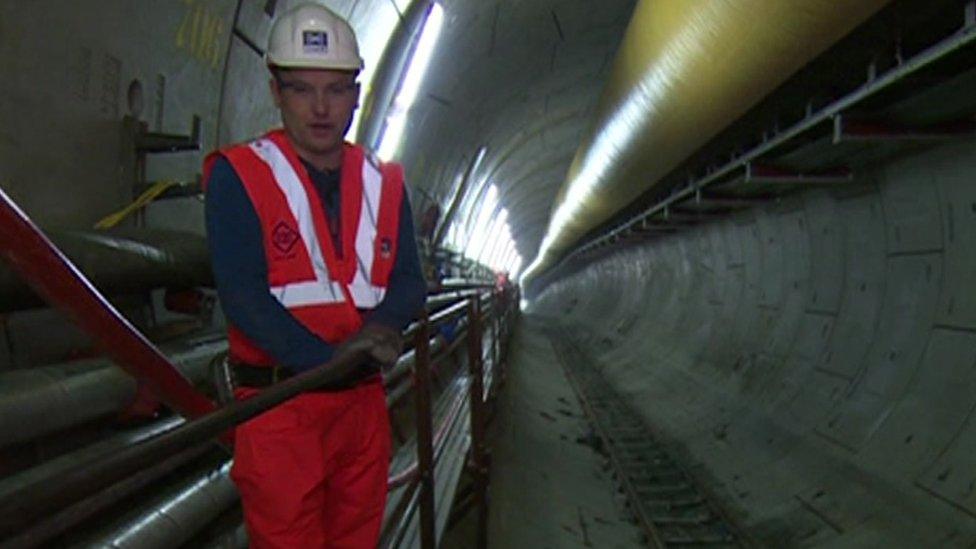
[0,345,371,539]
[0,294,502,548]
[0,183,519,547]
[404,296,471,341]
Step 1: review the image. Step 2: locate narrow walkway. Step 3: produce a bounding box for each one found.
[445,316,644,548]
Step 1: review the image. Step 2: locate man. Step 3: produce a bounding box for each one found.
[203,3,427,547]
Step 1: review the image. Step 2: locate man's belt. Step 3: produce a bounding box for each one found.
[231,362,380,390]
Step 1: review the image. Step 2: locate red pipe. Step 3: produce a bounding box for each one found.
[0,187,214,418]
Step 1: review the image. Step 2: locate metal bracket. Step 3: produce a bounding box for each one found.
[118,114,203,226]
[133,180,203,199]
[135,114,201,153]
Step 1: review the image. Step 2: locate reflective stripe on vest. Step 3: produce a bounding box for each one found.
[248,137,387,309]
[349,156,386,308]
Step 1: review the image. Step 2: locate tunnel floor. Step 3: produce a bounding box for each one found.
[448,307,976,548]
[443,317,644,548]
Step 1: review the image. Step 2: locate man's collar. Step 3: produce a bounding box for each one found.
[300,157,340,179]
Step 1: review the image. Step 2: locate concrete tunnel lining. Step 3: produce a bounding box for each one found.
[531,136,976,546]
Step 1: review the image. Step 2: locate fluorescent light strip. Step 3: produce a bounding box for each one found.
[500,242,517,270]
[492,226,513,268]
[465,184,498,259]
[510,255,523,279]
[377,3,445,160]
[479,209,509,265]
[475,209,505,263]
[490,236,511,272]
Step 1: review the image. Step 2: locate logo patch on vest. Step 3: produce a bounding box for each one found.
[272,221,300,254]
[379,237,393,259]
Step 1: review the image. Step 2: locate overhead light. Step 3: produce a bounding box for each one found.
[478,209,509,264]
[486,230,509,268]
[377,3,445,160]
[509,255,524,279]
[500,242,517,271]
[474,210,504,263]
[465,184,497,259]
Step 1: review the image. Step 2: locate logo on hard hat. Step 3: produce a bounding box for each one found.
[380,237,393,259]
[302,30,329,54]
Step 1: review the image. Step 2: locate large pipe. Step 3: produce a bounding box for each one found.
[0,187,215,418]
[522,0,891,283]
[8,443,217,548]
[0,290,473,450]
[0,285,478,448]
[0,292,514,544]
[0,417,184,498]
[86,462,237,549]
[0,343,375,537]
[0,336,226,448]
[0,227,212,312]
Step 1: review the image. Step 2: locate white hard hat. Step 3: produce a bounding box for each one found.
[266,3,364,71]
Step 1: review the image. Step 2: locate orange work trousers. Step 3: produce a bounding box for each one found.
[231,380,391,548]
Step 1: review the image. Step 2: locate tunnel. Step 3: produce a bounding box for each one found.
[2,0,976,547]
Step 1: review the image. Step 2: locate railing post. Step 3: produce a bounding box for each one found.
[491,290,500,391]
[495,288,509,390]
[413,311,437,549]
[466,297,489,549]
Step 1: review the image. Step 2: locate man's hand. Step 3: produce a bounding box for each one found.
[334,323,404,370]
[360,323,404,367]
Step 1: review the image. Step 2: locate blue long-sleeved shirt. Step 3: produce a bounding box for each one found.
[205,155,427,372]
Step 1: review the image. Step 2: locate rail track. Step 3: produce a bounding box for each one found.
[548,330,748,548]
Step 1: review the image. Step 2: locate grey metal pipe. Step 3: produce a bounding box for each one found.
[0,345,381,538]
[9,441,215,548]
[0,227,212,312]
[81,461,237,549]
[0,290,471,448]
[0,417,184,500]
[0,336,226,447]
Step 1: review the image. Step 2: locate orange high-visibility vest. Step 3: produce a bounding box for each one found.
[204,129,404,365]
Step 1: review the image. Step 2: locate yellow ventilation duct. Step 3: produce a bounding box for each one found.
[523,0,890,283]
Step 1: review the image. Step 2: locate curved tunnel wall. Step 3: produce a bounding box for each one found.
[533,137,976,546]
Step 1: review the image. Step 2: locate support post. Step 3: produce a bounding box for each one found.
[492,291,500,393]
[413,311,437,549]
[466,297,488,549]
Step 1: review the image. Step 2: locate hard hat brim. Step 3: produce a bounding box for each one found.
[266,55,364,72]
